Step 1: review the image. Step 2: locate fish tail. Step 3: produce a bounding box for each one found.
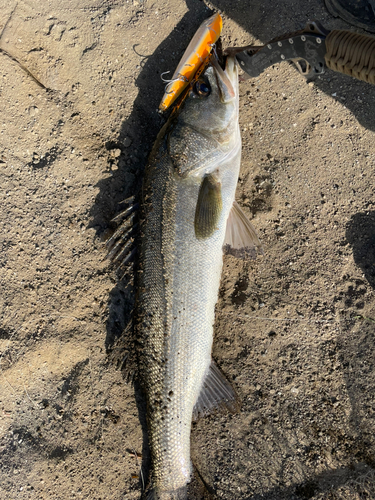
[145,473,213,499]
[145,486,187,500]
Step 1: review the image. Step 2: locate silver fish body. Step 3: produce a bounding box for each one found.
[131,56,257,499]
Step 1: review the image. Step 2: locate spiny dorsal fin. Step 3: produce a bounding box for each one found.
[106,202,138,277]
[223,200,264,259]
[193,362,239,420]
[194,173,222,240]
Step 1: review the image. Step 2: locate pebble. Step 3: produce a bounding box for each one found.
[28,106,39,116]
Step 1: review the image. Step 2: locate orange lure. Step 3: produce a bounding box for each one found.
[159,12,223,111]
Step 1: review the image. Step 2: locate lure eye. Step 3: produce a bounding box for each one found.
[194,79,211,97]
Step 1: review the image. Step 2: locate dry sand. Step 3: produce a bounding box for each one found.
[1,1,375,499]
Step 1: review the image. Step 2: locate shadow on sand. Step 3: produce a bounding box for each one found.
[346,211,375,289]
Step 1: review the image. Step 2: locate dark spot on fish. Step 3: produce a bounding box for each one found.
[169,390,173,397]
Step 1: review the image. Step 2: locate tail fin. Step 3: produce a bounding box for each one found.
[144,471,213,500]
[145,486,188,500]
[144,462,214,499]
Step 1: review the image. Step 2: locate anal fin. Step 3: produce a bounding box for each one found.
[193,362,239,420]
[223,200,264,259]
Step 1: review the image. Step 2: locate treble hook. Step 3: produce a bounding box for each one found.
[160,71,189,95]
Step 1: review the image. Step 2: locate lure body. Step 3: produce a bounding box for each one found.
[159,13,222,111]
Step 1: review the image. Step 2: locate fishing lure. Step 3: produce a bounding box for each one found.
[159,12,222,111]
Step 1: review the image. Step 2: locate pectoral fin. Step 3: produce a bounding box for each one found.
[223,200,264,259]
[193,362,239,420]
[194,174,223,240]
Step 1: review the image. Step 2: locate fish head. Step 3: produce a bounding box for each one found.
[183,55,239,137]
[182,55,239,147]
[168,55,240,177]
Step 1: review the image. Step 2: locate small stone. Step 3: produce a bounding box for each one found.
[123,137,132,147]
[28,106,39,116]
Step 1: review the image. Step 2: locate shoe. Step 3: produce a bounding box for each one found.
[325,0,375,32]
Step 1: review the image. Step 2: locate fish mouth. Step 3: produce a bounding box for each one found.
[210,53,238,103]
[207,39,238,103]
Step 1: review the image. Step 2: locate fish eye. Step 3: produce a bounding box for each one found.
[193,79,211,97]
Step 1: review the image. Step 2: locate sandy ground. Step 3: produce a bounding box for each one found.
[1,0,375,499]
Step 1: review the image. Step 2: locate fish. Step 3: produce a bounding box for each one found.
[107,53,263,499]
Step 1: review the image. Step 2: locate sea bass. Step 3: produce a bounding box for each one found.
[108,54,262,499]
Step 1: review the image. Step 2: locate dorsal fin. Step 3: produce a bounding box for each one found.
[223,200,264,259]
[193,362,239,420]
[106,202,138,278]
